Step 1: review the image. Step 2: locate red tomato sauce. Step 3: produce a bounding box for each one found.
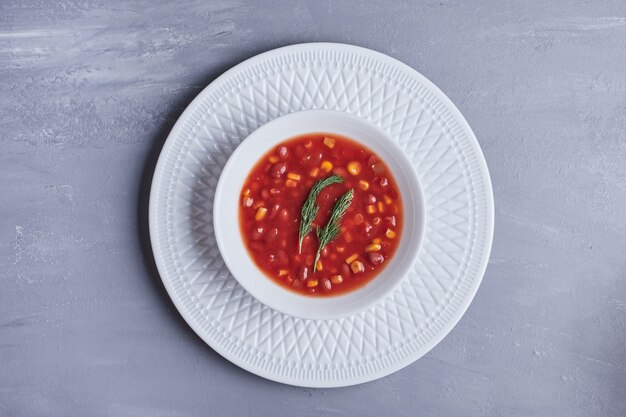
[239,133,403,296]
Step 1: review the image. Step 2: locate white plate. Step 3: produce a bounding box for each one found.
[214,109,426,320]
[149,43,494,387]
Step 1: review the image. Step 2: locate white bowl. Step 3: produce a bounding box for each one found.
[214,110,425,320]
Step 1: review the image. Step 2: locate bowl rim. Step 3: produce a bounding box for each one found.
[213,109,425,320]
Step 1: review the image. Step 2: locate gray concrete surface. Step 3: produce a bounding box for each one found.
[1,1,625,416]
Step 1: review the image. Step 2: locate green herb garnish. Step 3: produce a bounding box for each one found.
[298,175,343,253]
[313,189,354,272]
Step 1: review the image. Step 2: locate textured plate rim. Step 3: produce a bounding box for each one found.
[148,42,494,387]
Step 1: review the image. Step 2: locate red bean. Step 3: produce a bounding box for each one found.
[277,146,288,158]
[368,252,384,266]
[321,278,332,292]
[332,167,349,177]
[261,189,270,199]
[269,203,281,218]
[270,162,287,178]
[276,250,288,264]
[251,227,263,241]
[299,266,310,281]
[379,177,388,187]
[278,208,289,223]
[365,194,377,204]
[293,280,303,289]
[303,151,322,166]
[364,223,374,236]
[385,215,396,227]
[341,263,351,277]
[264,228,278,244]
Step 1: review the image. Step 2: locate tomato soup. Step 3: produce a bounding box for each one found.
[239,133,403,296]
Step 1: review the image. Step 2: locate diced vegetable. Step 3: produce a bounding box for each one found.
[306,279,318,287]
[323,137,336,148]
[366,205,376,214]
[268,155,279,163]
[365,243,381,252]
[358,180,369,190]
[316,259,323,271]
[255,207,267,221]
[278,269,288,276]
[350,260,365,273]
[330,275,343,284]
[345,253,359,264]
[372,238,382,244]
[378,201,385,213]
[285,179,297,187]
[384,195,393,205]
[310,167,320,177]
[287,172,301,181]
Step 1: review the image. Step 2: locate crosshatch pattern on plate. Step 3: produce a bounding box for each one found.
[150,45,491,386]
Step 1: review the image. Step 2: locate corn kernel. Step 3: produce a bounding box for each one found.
[372,238,382,244]
[366,205,376,214]
[243,188,251,197]
[386,229,397,239]
[316,260,323,271]
[384,195,393,205]
[378,201,385,213]
[307,279,318,288]
[285,179,298,187]
[350,260,365,274]
[268,155,279,163]
[392,204,399,214]
[310,167,320,177]
[323,137,336,148]
[345,253,359,264]
[347,161,361,175]
[287,172,301,181]
[320,161,333,172]
[358,180,369,190]
[331,275,343,284]
[278,269,289,276]
[255,207,267,221]
[365,243,382,252]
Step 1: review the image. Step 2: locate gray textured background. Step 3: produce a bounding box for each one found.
[1,1,625,416]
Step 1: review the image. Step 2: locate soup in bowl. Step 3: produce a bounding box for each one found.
[214,110,424,320]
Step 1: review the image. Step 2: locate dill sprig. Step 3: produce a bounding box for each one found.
[298,175,343,253]
[313,189,354,272]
